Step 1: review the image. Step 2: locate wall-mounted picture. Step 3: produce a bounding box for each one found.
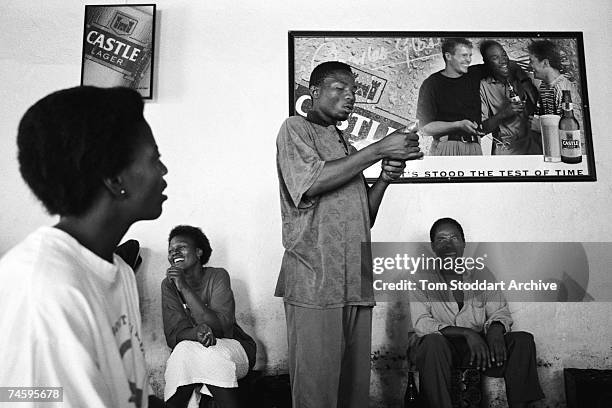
[289,31,596,183]
[81,4,156,99]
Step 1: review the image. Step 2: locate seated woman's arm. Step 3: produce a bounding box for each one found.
[161,279,198,348]
[205,268,237,338]
[161,268,237,348]
[172,279,224,337]
[161,278,222,346]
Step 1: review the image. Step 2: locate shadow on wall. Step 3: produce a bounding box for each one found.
[135,247,171,398]
[371,299,414,408]
[232,278,267,370]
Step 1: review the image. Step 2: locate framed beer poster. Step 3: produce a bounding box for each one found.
[289,31,596,183]
[81,4,156,99]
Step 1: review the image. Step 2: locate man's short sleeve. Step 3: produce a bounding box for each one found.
[276,117,325,209]
[417,76,437,127]
[480,81,492,122]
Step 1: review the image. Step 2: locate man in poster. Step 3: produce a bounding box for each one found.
[528,39,584,127]
[479,40,542,155]
[416,38,483,156]
[275,61,422,407]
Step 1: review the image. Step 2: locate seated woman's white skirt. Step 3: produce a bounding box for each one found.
[164,338,249,406]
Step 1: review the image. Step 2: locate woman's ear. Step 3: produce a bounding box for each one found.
[103,175,127,198]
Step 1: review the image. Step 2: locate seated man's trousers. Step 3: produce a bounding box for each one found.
[414,331,544,408]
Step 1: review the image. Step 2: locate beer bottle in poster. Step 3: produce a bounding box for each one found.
[507,82,521,103]
[559,90,582,164]
[404,371,421,408]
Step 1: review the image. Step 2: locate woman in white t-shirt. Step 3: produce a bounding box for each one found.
[0,86,168,408]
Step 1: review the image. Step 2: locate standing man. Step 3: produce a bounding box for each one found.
[417,38,483,156]
[479,40,541,155]
[276,61,422,408]
[528,39,583,126]
[409,218,545,408]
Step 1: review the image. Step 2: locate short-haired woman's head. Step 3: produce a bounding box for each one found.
[17,86,148,216]
[168,225,212,265]
[527,40,562,71]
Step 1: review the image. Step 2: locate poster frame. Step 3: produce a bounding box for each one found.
[81,4,156,99]
[288,31,596,183]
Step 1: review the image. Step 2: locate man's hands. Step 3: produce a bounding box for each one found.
[380,159,406,182]
[454,119,480,135]
[464,329,491,371]
[195,323,217,347]
[376,127,423,161]
[486,323,507,367]
[463,326,507,371]
[377,127,422,182]
[499,99,525,121]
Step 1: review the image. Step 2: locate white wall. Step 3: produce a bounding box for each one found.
[1,0,611,406]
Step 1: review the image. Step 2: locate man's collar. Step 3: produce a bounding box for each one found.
[549,73,566,87]
[441,66,465,78]
[484,74,506,84]
[306,110,335,127]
